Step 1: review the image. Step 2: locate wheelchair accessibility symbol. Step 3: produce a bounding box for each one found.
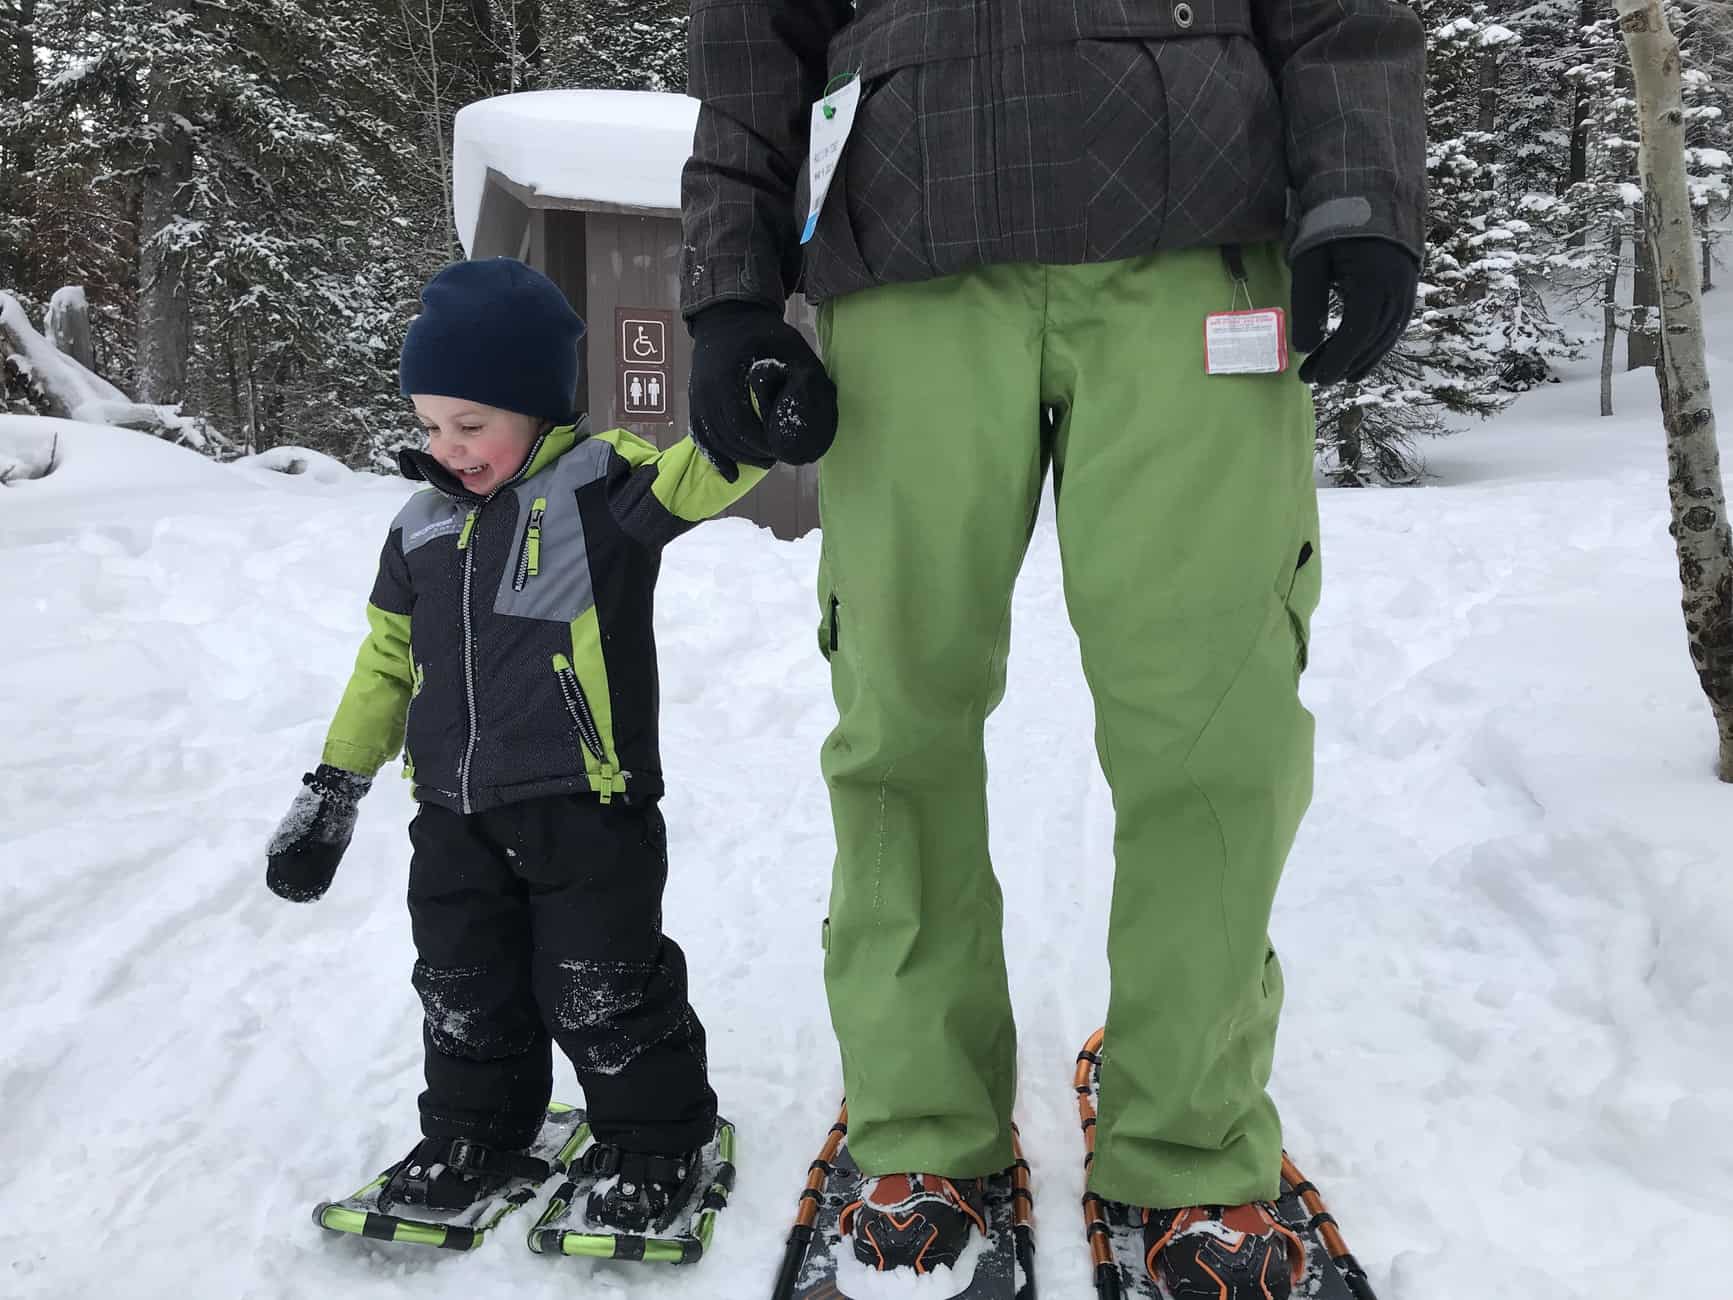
[622,319,666,365]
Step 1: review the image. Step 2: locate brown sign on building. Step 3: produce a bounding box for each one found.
[615,306,674,425]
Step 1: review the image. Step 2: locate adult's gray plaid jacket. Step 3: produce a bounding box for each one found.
[679,0,1425,314]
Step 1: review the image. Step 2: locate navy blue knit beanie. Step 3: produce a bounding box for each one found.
[399,258,586,423]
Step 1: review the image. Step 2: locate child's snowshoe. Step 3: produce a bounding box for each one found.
[527,1116,735,1263]
[313,1103,589,1251]
[581,1143,707,1233]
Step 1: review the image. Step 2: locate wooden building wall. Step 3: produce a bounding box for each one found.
[471,172,820,540]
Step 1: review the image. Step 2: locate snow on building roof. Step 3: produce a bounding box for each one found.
[452,90,699,255]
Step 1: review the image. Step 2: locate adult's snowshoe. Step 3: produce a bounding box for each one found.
[770,1103,1036,1300]
[1073,1030,1378,1300]
[312,1102,588,1251]
[1141,1202,1306,1299]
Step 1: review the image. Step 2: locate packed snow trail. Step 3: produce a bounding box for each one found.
[3,326,1730,1298]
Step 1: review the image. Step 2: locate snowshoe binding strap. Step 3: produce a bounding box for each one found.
[578,1143,693,1187]
[581,1143,702,1234]
[378,1137,543,1212]
[446,1139,552,1183]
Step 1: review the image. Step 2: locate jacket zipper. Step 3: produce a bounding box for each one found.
[451,434,549,813]
[458,539,480,811]
[513,498,546,592]
[551,655,608,764]
[983,2,1002,260]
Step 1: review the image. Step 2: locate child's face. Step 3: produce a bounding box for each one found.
[412,395,543,496]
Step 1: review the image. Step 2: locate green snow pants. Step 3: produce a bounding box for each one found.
[815,245,1321,1210]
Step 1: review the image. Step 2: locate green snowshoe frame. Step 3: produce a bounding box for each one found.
[526,1118,737,1264]
[312,1102,591,1251]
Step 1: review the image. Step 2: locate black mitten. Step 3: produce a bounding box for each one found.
[1290,237,1420,385]
[265,764,372,902]
[688,302,838,481]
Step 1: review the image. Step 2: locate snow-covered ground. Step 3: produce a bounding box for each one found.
[3,301,1731,1300]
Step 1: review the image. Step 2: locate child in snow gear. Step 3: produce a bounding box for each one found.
[684,0,1425,1289]
[266,256,764,1230]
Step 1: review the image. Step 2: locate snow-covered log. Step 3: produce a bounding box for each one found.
[0,293,229,452]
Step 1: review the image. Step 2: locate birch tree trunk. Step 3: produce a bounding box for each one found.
[1600,231,1620,418]
[1616,0,1733,780]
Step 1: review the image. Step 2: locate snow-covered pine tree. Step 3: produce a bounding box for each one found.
[1541,2,1645,410]
[1676,4,1731,291]
[1316,3,1529,486]
[541,0,688,92]
[12,0,441,457]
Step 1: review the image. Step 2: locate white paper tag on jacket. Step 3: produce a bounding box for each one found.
[800,76,862,245]
[1204,308,1288,375]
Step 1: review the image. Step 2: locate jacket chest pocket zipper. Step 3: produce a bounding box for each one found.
[513,498,546,592]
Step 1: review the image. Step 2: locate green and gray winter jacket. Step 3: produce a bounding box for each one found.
[320,424,764,813]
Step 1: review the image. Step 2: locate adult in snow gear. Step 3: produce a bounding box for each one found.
[687,302,837,482]
[579,1142,705,1233]
[399,258,585,423]
[840,1172,989,1274]
[265,763,371,901]
[684,0,1424,1259]
[1143,1202,1306,1300]
[1290,239,1422,385]
[813,250,1317,1203]
[408,796,716,1155]
[376,1134,550,1214]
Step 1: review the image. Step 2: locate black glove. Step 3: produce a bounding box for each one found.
[687,302,838,482]
[1290,238,1420,386]
[265,764,372,902]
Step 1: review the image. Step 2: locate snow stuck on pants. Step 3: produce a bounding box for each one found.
[3,302,1733,1300]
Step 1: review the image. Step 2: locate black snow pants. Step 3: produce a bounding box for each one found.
[406,794,716,1155]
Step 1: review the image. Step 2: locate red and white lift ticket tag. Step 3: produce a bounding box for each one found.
[1204,307,1288,375]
